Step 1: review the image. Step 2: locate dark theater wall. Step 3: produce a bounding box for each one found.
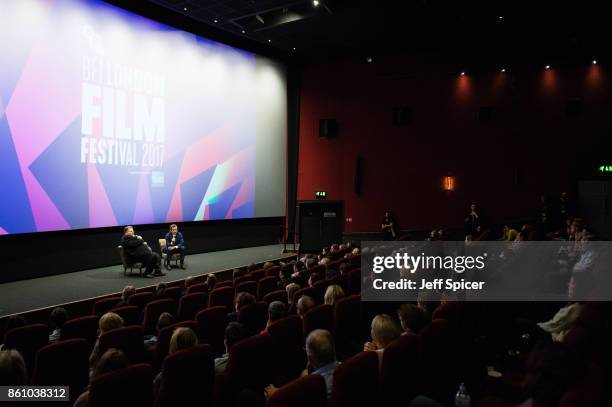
[297,57,612,233]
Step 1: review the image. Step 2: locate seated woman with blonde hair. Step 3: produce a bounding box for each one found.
[323,284,345,306]
[363,314,402,363]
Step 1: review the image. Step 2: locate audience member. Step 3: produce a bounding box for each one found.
[153,282,167,300]
[48,307,68,342]
[296,296,316,318]
[305,257,318,270]
[417,290,440,322]
[228,292,257,322]
[144,312,175,351]
[0,316,27,351]
[214,322,250,375]
[74,348,129,407]
[205,273,217,290]
[308,272,323,287]
[89,312,124,368]
[363,314,402,363]
[397,304,426,335]
[261,301,287,334]
[285,283,301,306]
[265,329,339,399]
[323,285,345,306]
[154,327,198,393]
[464,203,480,237]
[115,285,136,307]
[0,349,27,385]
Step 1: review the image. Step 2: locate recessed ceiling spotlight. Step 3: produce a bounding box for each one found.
[268,39,272,43]
[545,65,551,70]
[592,59,598,65]
[313,0,320,7]
[292,47,296,50]
[366,57,373,63]
[460,71,466,76]
[501,68,506,73]
[213,19,218,23]
[183,7,188,11]
[241,30,246,34]
[498,16,503,20]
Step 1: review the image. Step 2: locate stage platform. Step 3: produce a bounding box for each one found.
[0,244,292,317]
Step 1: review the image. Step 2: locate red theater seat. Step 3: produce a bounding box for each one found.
[160,286,182,303]
[268,315,306,380]
[265,266,281,277]
[98,325,144,364]
[347,269,361,295]
[195,306,227,356]
[154,344,214,407]
[215,281,234,289]
[153,321,196,371]
[334,295,362,351]
[128,292,154,311]
[226,333,277,393]
[292,286,317,305]
[177,292,207,321]
[257,276,279,300]
[208,286,234,309]
[331,351,379,407]
[380,334,420,406]
[186,283,209,295]
[250,269,266,282]
[32,339,89,402]
[263,289,288,305]
[236,280,257,296]
[303,304,334,336]
[143,299,176,335]
[328,274,349,292]
[234,275,252,286]
[3,324,48,377]
[61,315,98,348]
[266,374,327,407]
[109,305,140,326]
[92,297,121,317]
[89,364,153,407]
[237,301,268,335]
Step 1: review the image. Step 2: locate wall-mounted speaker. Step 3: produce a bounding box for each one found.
[354,156,362,196]
[319,119,338,138]
[479,106,493,123]
[565,99,582,117]
[392,107,412,126]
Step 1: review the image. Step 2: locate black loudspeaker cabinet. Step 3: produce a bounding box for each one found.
[296,200,344,252]
[319,119,338,138]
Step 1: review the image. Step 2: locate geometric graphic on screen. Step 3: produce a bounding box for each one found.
[207,182,242,220]
[0,114,35,234]
[29,117,89,229]
[180,165,217,221]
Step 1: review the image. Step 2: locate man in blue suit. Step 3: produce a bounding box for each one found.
[164,224,186,270]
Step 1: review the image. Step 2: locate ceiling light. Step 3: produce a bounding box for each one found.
[214,19,218,23]
[592,59,598,65]
[460,71,466,76]
[268,39,272,43]
[292,47,296,51]
[498,16,503,20]
[545,65,551,70]
[313,0,320,7]
[366,57,373,63]
[501,68,506,73]
[183,7,187,11]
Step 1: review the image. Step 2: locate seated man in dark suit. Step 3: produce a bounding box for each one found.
[121,225,164,278]
[163,223,186,270]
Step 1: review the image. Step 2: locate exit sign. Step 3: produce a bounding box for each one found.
[598,165,612,173]
[315,191,327,199]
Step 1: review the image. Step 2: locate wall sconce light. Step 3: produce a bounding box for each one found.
[443,175,455,191]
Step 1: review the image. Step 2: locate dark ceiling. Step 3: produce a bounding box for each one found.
[142,0,610,65]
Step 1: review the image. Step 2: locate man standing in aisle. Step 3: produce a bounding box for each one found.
[164,224,186,270]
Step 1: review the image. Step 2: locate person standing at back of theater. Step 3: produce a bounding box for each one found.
[164,224,186,270]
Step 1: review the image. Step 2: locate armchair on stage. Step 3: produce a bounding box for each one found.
[117,245,145,276]
[159,239,181,268]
